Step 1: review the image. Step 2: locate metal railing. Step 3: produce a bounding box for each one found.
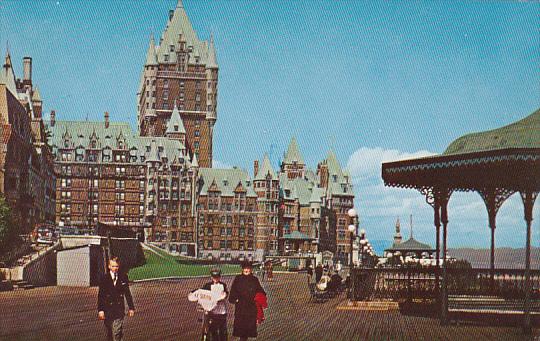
[351,267,540,302]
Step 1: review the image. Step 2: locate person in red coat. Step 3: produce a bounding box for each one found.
[229,261,266,340]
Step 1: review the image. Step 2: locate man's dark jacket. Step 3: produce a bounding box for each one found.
[97,272,135,319]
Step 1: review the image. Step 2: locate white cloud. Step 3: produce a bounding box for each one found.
[212,159,233,169]
[346,147,435,181]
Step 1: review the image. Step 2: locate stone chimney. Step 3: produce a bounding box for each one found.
[254,160,259,177]
[50,110,56,127]
[23,57,32,82]
[104,111,110,128]
[318,163,329,189]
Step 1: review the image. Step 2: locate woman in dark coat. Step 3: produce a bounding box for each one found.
[229,261,266,340]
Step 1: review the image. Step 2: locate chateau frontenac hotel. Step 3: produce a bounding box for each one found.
[0,0,355,262]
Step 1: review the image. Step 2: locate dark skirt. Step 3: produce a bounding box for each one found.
[232,307,258,337]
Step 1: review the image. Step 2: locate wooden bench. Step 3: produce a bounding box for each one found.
[448,295,540,315]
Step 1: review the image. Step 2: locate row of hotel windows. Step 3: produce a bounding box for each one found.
[206,202,252,211]
[148,79,216,91]
[157,191,191,201]
[156,203,191,213]
[61,178,147,190]
[205,227,254,237]
[153,232,194,242]
[60,203,144,214]
[199,215,255,225]
[204,240,254,251]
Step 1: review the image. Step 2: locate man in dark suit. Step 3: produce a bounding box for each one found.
[98,257,135,341]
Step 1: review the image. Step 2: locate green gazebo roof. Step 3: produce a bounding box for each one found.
[385,237,434,252]
[444,109,540,155]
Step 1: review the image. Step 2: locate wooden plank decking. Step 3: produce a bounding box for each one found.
[0,273,538,341]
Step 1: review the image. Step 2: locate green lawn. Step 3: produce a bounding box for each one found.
[128,249,240,281]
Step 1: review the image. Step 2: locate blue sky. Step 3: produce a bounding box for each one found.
[2,0,538,249]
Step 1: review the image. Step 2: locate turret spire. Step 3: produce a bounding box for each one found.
[145,34,158,66]
[410,214,413,239]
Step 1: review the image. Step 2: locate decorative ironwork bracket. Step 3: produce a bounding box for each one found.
[520,191,538,223]
[478,188,515,228]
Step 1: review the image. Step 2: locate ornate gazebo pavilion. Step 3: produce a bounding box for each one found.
[382,109,539,332]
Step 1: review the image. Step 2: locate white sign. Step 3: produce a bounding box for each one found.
[188,289,223,312]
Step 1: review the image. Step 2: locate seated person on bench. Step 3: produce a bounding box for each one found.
[327,272,343,292]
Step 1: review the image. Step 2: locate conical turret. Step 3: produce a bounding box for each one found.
[145,35,158,66]
[207,32,218,69]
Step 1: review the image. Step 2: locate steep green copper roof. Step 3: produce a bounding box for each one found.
[166,103,186,134]
[255,153,275,180]
[45,119,187,165]
[156,0,216,67]
[283,136,305,164]
[309,187,324,203]
[145,35,158,66]
[444,109,540,155]
[207,33,218,69]
[278,174,316,205]
[198,167,256,197]
[32,87,42,102]
[0,52,17,97]
[326,149,342,176]
[191,153,198,168]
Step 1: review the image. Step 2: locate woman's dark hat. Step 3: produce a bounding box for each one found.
[210,268,222,277]
[240,260,253,269]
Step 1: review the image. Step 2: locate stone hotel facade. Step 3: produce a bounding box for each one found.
[1,0,356,263]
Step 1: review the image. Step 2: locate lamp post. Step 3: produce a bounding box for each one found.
[347,224,355,267]
[347,208,358,266]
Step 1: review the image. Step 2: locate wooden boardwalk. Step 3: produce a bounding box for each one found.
[0,273,538,341]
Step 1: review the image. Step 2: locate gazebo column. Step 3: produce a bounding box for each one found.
[520,190,538,334]
[419,187,440,293]
[434,203,441,294]
[478,188,514,291]
[426,188,452,325]
[439,192,451,326]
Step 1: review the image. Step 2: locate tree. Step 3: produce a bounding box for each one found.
[0,194,21,257]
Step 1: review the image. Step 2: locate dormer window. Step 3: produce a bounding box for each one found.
[169,45,174,52]
[164,54,169,62]
[174,125,178,132]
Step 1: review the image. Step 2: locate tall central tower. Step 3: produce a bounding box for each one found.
[137,0,218,168]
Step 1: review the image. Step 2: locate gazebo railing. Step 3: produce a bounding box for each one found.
[446,268,540,299]
[352,268,438,301]
[351,268,540,302]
